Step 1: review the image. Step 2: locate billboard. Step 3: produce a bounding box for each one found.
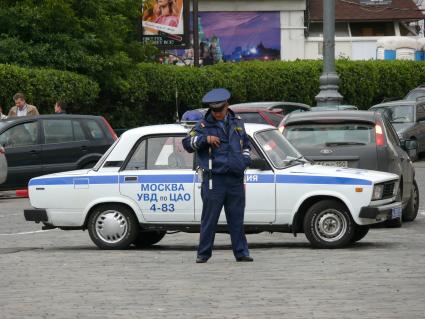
[141,0,190,48]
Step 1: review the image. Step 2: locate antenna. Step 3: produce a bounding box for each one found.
[175,87,180,123]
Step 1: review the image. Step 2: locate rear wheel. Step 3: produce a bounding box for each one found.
[87,204,139,249]
[351,225,370,243]
[133,230,166,247]
[403,180,419,222]
[303,200,355,249]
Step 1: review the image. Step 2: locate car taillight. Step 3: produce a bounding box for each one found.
[375,123,385,146]
[101,117,118,141]
[278,125,285,133]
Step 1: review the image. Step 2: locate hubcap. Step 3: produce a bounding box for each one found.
[314,209,347,242]
[95,210,128,244]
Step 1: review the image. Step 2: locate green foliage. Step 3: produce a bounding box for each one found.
[0,64,99,114]
[134,60,425,124]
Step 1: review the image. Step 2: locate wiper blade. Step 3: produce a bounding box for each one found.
[325,142,366,146]
[283,156,312,166]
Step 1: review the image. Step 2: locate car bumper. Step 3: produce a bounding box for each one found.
[24,209,48,223]
[359,201,403,220]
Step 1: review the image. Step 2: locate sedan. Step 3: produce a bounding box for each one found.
[370,100,425,161]
[280,110,419,225]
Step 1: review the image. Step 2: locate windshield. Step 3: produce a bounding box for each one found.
[374,105,414,123]
[254,129,301,169]
[284,123,375,148]
[405,90,425,101]
[93,138,120,171]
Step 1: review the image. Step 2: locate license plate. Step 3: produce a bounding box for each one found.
[314,161,348,168]
[391,206,402,219]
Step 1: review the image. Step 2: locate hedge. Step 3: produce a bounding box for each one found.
[135,60,425,125]
[0,64,99,115]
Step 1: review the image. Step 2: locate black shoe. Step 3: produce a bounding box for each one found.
[196,256,209,263]
[236,256,254,262]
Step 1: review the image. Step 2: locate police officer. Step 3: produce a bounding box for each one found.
[182,88,253,263]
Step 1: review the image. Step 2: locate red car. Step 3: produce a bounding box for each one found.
[229,106,284,127]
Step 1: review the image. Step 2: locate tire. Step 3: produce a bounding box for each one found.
[402,180,419,222]
[133,230,166,247]
[303,200,355,249]
[87,204,139,249]
[351,225,370,243]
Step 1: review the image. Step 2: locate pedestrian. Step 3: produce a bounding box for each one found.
[8,93,39,117]
[54,101,67,114]
[182,88,253,263]
[0,105,7,120]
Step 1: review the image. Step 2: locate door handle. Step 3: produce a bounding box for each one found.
[124,176,138,182]
[81,146,88,151]
[29,150,39,154]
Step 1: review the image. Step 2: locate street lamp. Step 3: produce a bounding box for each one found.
[315,0,343,106]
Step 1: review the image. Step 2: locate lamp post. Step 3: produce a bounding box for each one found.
[193,0,200,67]
[315,0,343,106]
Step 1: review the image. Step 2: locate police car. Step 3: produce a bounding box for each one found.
[24,123,402,249]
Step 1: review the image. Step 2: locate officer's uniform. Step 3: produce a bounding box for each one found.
[182,89,252,261]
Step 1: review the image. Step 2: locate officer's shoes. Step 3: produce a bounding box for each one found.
[196,256,209,263]
[236,256,254,262]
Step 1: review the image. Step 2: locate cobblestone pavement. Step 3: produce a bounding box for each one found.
[0,164,425,319]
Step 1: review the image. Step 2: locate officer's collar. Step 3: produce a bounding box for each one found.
[205,108,236,124]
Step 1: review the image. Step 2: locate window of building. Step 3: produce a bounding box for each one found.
[308,22,349,37]
[350,22,395,36]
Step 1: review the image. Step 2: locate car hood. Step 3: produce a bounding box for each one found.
[391,123,414,135]
[282,164,398,185]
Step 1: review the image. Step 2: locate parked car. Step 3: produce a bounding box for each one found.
[230,102,311,115]
[370,100,425,161]
[280,110,419,225]
[0,115,117,190]
[24,123,402,249]
[229,105,284,127]
[0,146,7,184]
[310,105,358,112]
[405,85,425,101]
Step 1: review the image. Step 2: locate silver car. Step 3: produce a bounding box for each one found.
[370,100,425,161]
[0,146,7,184]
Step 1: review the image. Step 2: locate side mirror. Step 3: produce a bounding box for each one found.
[401,139,417,151]
[250,158,270,170]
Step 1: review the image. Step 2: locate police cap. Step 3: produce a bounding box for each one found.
[202,88,231,110]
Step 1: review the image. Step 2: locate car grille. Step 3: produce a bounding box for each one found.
[382,182,395,199]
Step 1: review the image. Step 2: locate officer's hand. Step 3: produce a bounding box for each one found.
[207,136,221,148]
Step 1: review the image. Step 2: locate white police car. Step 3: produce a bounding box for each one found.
[24,123,402,249]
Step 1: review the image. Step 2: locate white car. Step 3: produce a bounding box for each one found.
[24,124,402,249]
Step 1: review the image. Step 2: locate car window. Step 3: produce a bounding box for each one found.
[0,122,38,148]
[416,104,425,121]
[405,90,425,101]
[126,136,194,170]
[43,119,77,144]
[284,123,376,148]
[73,120,86,141]
[85,119,105,140]
[255,129,301,168]
[237,112,268,124]
[265,113,283,126]
[373,105,414,123]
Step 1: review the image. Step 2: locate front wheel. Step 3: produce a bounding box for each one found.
[133,230,166,247]
[87,204,139,249]
[402,180,419,222]
[303,200,355,249]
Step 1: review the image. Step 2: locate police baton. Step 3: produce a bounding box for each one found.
[208,146,213,190]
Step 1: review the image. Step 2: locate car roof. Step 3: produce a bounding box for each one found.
[230,102,311,110]
[283,110,377,125]
[0,114,102,124]
[229,106,283,113]
[371,100,416,108]
[310,105,358,111]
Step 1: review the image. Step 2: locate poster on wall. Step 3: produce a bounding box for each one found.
[141,0,190,48]
[171,11,281,66]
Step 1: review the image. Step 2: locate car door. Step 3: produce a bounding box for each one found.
[194,142,276,224]
[41,118,89,174]
[415,104,425,153]
[0,120,42,189]
[119,135,195,222]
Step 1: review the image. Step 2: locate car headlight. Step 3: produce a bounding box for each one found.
[372,184,384,200]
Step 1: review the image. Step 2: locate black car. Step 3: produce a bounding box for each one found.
[0,115,117,190]
[280,111,419,225]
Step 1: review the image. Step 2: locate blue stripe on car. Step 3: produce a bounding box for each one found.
[29,174,371,186]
